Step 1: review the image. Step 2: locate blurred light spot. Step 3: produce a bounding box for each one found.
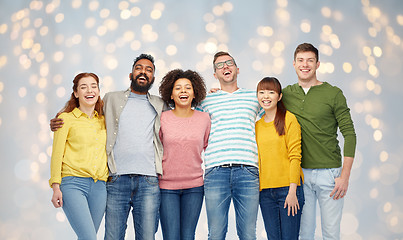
[370,118,380,129]
[31,161,39,173]
[203,13,214,22]
[341,213,359,235]
[100,9,110,18]
[121,9,131,20]
[319,44,333,56]
[151,10,162,20]
[72,0,82,9]
[22,38,34,49]
[0,55,7,68]
[0,24,7,34]
[222,2,233,11]
[366,79,375,91]
[333,10,343,21]
[205,42,218,54]
[259,26,274,37]
[368,27,377,37]
[213,5,224,16]
[105,19,118,31]
[343,62,352,73]
[206,22,217,33]
[19,107,27,120]
[369,188,378,199]
[354,102,364,113]
[118,1,129,10]
[53,51,64,62]
[30,0,43,10]
[166,45,177,56]
[18,87,27,98]
[322,25,332,35]
[321,7,331,18]
[104,56,118,70]
[38,152,48,164]
[40,63,49,77]
[36,92,46,103]
[369,167,380,181]
[397,15,403,25]
[85,17,96,28]
[276,9,290,22]
[89,1,99,11]
[373,46,382,57]
[373,84,381,95]
[55,13,64,23]
[368,65,379,77]
[300,20,311,33]
[379,151,388,162]
[56,87,66,98]
[258,42,270,53]
[89,36,99,47]
[274,57,284,69]
[97,25,107,36]
[384,202,392,213]
[329,34,340,48]
[277,0,288,8]
[131,7,141,16]
[130,40,141,51]
[363,46,371,56]
[373,129,382,141]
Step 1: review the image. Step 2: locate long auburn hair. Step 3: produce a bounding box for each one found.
[256,77,286,136]
[62,72,103,115]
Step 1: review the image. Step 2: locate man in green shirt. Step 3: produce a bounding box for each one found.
[282,43,356,240]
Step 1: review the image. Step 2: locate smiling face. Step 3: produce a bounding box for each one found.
[171,78,194,109]
[293,51,320,83]
[213,55,239,87]
[130,58,155,93]
[257,89,282,112]
[74,76,100,108]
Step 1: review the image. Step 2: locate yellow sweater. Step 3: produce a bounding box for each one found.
[49,108,108,187]
[256,111,303,191]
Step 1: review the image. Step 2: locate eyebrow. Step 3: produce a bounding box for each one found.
[135,64,153,69]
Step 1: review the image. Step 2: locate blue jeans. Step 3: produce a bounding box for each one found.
[259,185,304,240]
[104,174,160,240]
[204,165,260,240]
[159,186,204,240]
[60,176,106,240]
[300,168,344,240]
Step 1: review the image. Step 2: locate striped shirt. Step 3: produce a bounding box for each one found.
[198,88,261,169]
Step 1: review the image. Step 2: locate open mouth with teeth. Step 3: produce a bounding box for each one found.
[224,71,231,76]
[179,95,189,100]
[85,95,96,100]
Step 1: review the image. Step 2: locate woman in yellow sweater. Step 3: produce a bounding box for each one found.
[255,77,304,239]
[49,72,108,240]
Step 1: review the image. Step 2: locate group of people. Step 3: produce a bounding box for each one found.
[49,42,356,240]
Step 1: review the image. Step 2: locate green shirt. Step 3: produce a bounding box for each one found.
[282,82,356,169]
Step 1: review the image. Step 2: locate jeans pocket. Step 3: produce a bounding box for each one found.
[204,166,218,178]
[328,167,342,179]
[107,175,120,184]
[243,166,259,178]
[145,176,159,185]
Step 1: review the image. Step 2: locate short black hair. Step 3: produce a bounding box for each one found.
[132,53,156,71]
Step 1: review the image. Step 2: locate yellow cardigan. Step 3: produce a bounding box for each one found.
[49,108,108,187]
[256,111,303,191]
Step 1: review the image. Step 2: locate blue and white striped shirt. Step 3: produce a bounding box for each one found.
[198,88,261,169]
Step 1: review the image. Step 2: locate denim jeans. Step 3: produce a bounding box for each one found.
[104,174,160,240]
[204,165,259,240]
[60,176,107,240]
[299,168,344,240]
[159,186,204,240]
[259,185,304,240]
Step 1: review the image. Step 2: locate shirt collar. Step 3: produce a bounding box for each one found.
[72,107,99,118]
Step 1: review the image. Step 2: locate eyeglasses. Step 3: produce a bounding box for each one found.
[214,60,235,69]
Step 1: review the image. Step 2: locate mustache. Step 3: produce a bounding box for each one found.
[135,73,149,82]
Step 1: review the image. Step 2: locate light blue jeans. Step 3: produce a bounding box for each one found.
[204,165,260,240]
[104,174,160,240]
[60,176,107,240]
[299,167,344,240]
[159,186,204,240]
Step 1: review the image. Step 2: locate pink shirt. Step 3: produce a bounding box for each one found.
[159,110,211,190]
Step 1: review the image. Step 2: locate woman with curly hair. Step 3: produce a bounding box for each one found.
[158,69,211,240]
[49,72,108,239]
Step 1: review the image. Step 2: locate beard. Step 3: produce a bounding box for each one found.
[130,73,154,93]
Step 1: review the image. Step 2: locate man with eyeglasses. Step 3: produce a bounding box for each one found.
[198,51,261,239]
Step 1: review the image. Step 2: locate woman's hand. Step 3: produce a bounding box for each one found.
[284,183,300,216]
[51,183,63,208]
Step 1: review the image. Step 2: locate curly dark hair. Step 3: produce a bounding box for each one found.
[159,69,207,108]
